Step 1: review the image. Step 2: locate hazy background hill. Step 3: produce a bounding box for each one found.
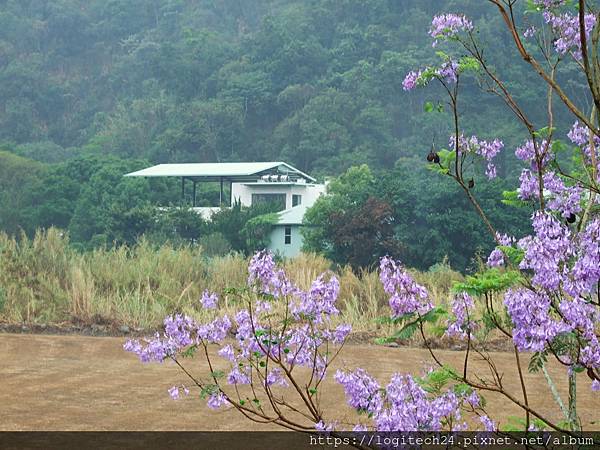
[0,0,580,172]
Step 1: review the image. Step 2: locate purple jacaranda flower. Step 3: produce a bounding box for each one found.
[227,367,251,385]
[403,70,422,91]
[218,344,236,362]
[197,315,231,343]
[333,324,352,343]
[580,337,600,369]
[592,380,600,392]
[519,212,573,290]
[430,14,474,46]
[445,292,475,340]
[523,26,536,38]
[315,420,335,432]
[533,0,566,7]
[124,332,174,363]
[486,234,514,268]
[164,314,196,348]
[504,288,569,352]
[335,368,383,414]
[568,219,600,297]
[485,162,497,179]
[437,59,459,83]
[449,134,503,178]
[543,11,596,59]
[380,256,433,317]
[168,386,180,400]
[487,249,505,267]
[518,169,538,201]
[568,121,600,164]
[515,139,553,171]
[465,391,480,407]
[568,121,589,147]
[265,368,289,387]
[123,339,142,354]
[559,297,598,343]
[248,250,299,298]
[207,392,227,409]
[478,138,504,160]
[200,289,218,309]
[292,273,340,321]
[374,373,462,431]
[480,415,497,431]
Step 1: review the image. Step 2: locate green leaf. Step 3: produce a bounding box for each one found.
[498,245,525,265]
[200,384,219,399]
[482,310,500,332]
[458,56,480,72]
[180,345,198,358]
[419,366,459,394]
[421,306,448,323]
[424,101,434,113]
[453,383,473,396]
[528,351,547,373]
[376,312,416,325]
[392,322,419,340]
[533,126,555,139]
[453,268,523,295]
[308,387,317,395]
[501,190,530,208]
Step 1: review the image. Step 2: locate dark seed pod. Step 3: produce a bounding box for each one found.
[433,153,440,164]
[426,151,436,162]
[567,213,577,224]
[468,178,475,189]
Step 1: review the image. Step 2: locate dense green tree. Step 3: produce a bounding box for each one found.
[305,163,531,271]
[0,151,46,235]
[303,164,378,261]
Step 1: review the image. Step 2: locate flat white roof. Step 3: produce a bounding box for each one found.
[276,204,308,225]
[124,162,315,182]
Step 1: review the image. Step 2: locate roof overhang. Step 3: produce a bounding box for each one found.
[124,162,316,182]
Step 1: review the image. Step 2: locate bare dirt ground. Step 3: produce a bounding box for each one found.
[1,333,598,431]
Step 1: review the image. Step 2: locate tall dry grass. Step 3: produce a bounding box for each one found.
[0,228,463,332]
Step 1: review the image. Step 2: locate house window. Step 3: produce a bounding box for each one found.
[284,226,292,245]
[251,193,286,210]
[292,194,302,207]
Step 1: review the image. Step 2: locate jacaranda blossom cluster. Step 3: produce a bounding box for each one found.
[379,256,432,317]
[125,250,353,414]
[445,292,476,340]
[429,14,473,46]
[495,212,600,373]
[335,367,488,431]
[451,134,504,179]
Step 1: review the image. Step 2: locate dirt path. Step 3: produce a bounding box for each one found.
[1,333,598,431]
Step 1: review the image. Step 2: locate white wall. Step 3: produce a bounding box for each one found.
[268,225,303,258]
[232,182,325,210]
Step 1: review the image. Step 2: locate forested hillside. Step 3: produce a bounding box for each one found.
[1,0,579,172]
[0,0,583,270]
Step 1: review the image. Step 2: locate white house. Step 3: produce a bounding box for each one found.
[124,162,325,257]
